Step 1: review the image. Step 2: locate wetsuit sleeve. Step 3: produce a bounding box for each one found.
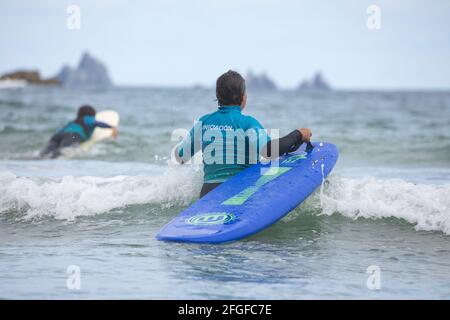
[177,120,202,162]
[262,130,303,158]
[83,116,113,129]
[93,121,113,129]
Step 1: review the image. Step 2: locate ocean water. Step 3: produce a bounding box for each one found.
[0,86,449,299]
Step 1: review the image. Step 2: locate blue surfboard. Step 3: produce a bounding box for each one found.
[156,142,338,243]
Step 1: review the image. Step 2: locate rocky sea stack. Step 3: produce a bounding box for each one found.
[298,72,331,91]
[56,52,112,87]
[246,71,277,90]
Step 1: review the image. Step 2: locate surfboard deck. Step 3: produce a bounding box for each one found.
[61,110,119,158]
[156,141,338,244]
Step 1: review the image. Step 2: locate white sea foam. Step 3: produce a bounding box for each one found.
[0,165,202,220]
[1,167,450,235]
[320,176,450,235]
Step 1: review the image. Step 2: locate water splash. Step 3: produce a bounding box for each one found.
[1,166,450,236]
[319,163,325,208]
[0,166,202,220]
[320,176,450,235]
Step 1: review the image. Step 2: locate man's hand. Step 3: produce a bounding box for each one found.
[298,128,312,142]
[173,146,185,164]
[111,127,118,139]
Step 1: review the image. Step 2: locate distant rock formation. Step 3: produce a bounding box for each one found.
[246,71,277,90]
[298,72,331,91]
[0,70,59,85]
[56,52,112,87]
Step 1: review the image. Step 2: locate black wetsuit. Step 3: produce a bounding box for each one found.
[200,130,304,198]
[40,132,84,159]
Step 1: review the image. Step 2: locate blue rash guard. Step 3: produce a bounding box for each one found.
[178,106,270,183]
[60,115,112,142]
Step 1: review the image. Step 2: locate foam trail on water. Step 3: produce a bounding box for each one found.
[320,176,450,235]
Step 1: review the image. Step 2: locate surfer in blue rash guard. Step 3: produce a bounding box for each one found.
[40,105,118,159]
[174,70,312,198]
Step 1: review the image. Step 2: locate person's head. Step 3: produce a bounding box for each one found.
[77,105,96,118]
[216,70,247,109]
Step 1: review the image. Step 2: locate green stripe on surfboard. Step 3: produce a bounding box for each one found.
[221,167,291,205]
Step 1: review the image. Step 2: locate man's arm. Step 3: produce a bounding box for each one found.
[94,121,118,138]
[174,121,202,164]
[174,146,184,164]
[94,120,112,129]
[262,128,312,159]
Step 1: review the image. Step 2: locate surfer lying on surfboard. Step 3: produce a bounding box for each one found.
[40,105,118,159]
[174,70,312,197]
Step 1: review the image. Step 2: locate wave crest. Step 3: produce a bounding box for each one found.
[0,166,202,220]
[2,168,449,235]
[320,176,450,234]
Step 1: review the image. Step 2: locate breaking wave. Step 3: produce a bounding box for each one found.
[320,176,450,235]
[1,168,449,235]
[0,166,202,220]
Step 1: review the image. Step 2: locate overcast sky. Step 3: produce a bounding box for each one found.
[1,0,450,89]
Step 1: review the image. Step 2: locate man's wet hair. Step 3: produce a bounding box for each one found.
[216,70,246,106]
[77,105,96,118]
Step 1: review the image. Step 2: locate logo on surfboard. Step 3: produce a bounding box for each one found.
[186,212,236,226]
